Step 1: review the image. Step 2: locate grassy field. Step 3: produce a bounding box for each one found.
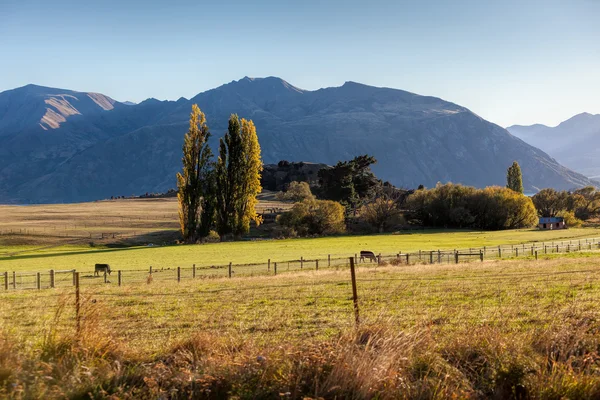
[1,226,599,273]
[3,198,600,397]
[0,194,290,244]
[1,197,599,273]
[1,255,600,397]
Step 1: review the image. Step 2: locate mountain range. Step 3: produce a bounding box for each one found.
[0,77,596,204]
[508,113,600,179]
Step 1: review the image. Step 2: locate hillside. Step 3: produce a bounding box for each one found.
[0,77,596,203]
[508,113,600,178]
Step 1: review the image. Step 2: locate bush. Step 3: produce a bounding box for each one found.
[557,210,583,228]
[199,230,220,243]
[275,181,315,203]
[405,183,537,230]
[277,199,345,236]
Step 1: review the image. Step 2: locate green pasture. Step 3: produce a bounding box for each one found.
[0,227,598,273]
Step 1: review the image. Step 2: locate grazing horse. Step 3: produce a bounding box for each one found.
[360,251,377,263]
[94,263,112,276]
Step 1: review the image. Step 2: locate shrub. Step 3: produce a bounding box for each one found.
[557,210,583,228]
[276,181,315,203]
[202,230,221,243]
[277,199,345,236]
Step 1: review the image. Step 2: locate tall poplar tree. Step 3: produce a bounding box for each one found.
[177,104,213,242]
[235,118,263,236]
[506,161,524,194]
[216,114,263,238]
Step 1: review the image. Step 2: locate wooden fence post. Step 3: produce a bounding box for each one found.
[455,252,459,264]
[301,257,304,269]
[50,270,55,288]
[499,247,502,258]
[228,262,232,278]
[535,251,538,260]
[72,270,76,286]
[328,254,331,267]
[177,267,181,282]
[349,257,359,326]
[429,251,433,264]
[13,272,16,289]
[36,272,41,290]
[515,248,519,257]
[193,264,196,278]
[316,260,319,271]
[118,270,122,286]
[3,272,7,291]
[274,262,277,275]
[75,272,80,334]
[268,259,271,272]
[480,250,484,262]
[150,266,153,275]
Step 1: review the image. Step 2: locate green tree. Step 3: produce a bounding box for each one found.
[359,198,404,233]
[317,155,379,209]
[176,105,214,242]
[532,188,568,217]
[506,161,524,194]
[216,114,263,239]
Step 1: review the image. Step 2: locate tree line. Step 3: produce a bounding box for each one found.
[177,109,597,241]
[177,105,262,242]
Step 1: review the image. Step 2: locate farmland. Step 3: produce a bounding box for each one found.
[1,198,599,273]
[2,198,600,397]
[2,255,600,397]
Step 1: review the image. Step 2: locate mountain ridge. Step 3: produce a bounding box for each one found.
[0,77,596,203]
[508,113,600,178]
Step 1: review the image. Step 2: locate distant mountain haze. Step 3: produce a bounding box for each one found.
[0,77,596,204]
[508,113,600,178]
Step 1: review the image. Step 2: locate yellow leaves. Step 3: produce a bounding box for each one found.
[240,118,263,229]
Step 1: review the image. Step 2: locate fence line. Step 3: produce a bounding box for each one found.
[2,236,600,292]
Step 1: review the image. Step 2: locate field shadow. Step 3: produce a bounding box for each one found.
[0,230,180,262]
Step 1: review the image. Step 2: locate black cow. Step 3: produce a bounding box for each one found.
[360,251,377,263]
[94,263,112,276]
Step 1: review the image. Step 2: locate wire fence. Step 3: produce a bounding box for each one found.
[3,257,600,347]
[2,236,600,292]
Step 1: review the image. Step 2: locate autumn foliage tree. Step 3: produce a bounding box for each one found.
[405,183,537,230]
[177,105,214,242]
[216,115,263,238]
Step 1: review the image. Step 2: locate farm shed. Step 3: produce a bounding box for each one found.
[538,217,567,230]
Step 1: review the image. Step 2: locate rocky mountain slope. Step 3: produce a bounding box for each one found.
[508,113,600,179]
[0,77,596,203]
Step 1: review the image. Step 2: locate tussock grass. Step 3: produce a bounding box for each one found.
[2,256,600,397]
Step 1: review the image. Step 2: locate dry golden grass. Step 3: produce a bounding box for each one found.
[0,195,292,247]
[2,255,600,397]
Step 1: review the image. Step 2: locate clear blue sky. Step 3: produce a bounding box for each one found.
[1,0,598,127]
